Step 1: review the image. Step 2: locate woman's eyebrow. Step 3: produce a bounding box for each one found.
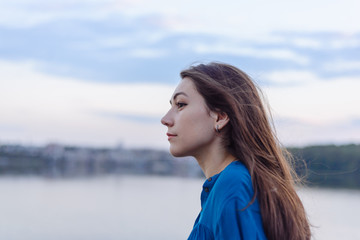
[169,92,188,104]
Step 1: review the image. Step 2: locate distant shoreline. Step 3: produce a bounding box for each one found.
[1,143,359,189]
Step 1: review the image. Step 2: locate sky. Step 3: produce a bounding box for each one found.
[0,0,360,149]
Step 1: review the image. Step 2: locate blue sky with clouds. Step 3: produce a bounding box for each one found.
[1,0,360,149]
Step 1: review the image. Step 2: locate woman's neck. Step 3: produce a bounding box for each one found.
[194,145,236,179]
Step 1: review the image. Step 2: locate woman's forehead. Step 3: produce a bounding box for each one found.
[173,77,196,96]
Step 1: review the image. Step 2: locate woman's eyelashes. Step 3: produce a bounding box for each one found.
[176,102,187,109]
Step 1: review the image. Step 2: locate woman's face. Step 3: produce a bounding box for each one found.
[161,77,217,157]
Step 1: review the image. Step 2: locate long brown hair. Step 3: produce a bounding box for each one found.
[180,62,311,240]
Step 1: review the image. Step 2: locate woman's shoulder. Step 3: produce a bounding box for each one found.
[213,161,255,204]
[219,161,252,186]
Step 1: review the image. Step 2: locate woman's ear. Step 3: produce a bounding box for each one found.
[210,111,230,132]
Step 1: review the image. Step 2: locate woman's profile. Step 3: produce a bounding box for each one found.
[161,62,311,240]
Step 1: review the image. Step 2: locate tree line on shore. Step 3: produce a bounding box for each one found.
[0,143,359,189]
[288,144,360,189]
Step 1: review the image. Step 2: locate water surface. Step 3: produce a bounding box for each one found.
[0,176,359,240]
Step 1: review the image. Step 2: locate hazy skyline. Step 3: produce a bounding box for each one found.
[1,0,360,149]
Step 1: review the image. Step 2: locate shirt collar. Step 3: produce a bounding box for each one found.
[200,171,222,208]
[199,161,240,208]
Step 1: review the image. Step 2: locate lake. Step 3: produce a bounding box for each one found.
[0,176,359,240]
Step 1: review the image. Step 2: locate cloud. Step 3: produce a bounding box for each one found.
[285,33,360,50]
[129,48,168,58]
[190,43,309,65]
[289,38,323,49]
[1,0,360,35]
[262,70,318,85]
[1,58,360,148]
[1,4,358,85]
[328,37,360,49]
[262,71,360,124]
[0,59,174,148]
[1,1,360,148]
[274,117,360,147]
[119,0,360,35]
[95,31,167,49]
[96,111,161,123]
[322,60,360,73]
[0,0,133,28]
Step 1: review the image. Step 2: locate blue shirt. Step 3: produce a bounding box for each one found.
[187,161,267,240]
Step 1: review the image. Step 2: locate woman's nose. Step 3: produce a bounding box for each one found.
[161,110,174,127]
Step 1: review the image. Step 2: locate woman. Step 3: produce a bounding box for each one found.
[161,62,311,240]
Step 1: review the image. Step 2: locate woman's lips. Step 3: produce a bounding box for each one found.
[166,133,177,140]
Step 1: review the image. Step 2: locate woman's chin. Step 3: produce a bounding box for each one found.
[169,147,188,158]
[170,149,183,157]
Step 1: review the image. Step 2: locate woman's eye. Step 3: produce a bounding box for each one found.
[176,102,187,108]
